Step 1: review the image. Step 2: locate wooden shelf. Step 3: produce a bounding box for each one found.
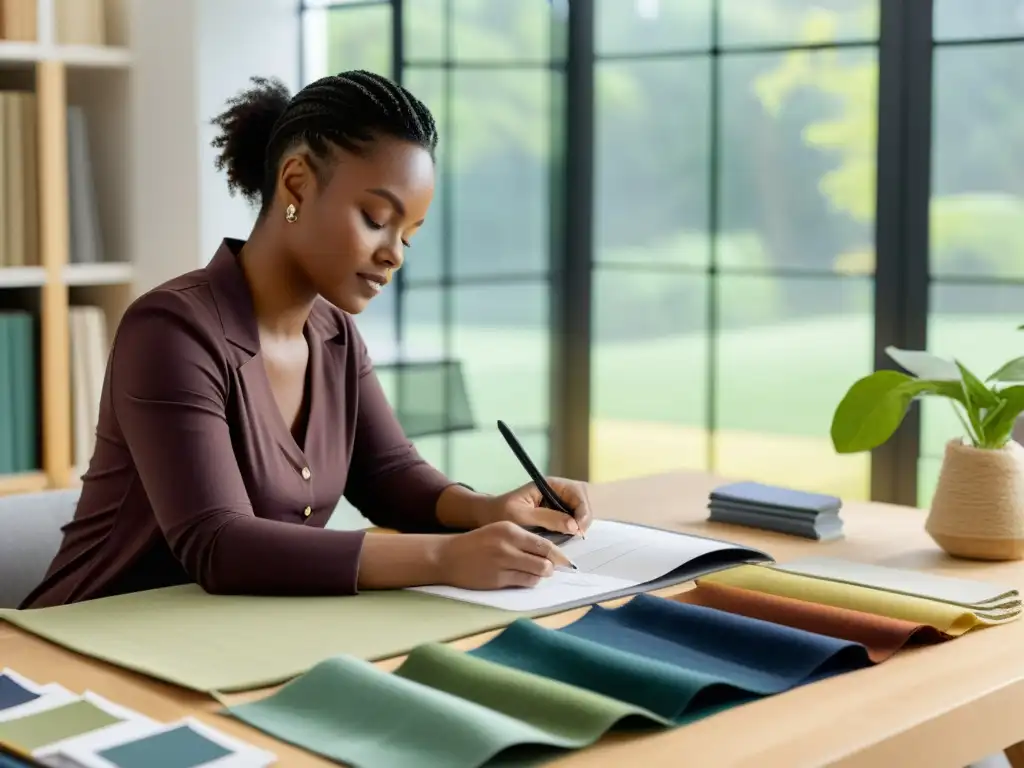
[0,471,49,495]
[0,42,130,68]
[0,0,135,496]
[63,262,133,286]
[0,266,46,287]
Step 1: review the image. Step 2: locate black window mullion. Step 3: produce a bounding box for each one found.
[871,0,934,505]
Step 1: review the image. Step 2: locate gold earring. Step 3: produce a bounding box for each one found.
[285,203,298,223]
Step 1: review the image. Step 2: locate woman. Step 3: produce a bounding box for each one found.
[22,71,591,609]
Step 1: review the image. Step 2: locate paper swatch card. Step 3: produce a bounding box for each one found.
[57,718,276,768]
[0,687,78,725]
[0,671,45,713]
[0,694,129,753]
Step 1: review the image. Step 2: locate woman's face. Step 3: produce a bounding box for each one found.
[278,135,435,314]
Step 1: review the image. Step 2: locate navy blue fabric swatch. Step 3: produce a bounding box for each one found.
[558,594,871,693]
[0,676,38,712]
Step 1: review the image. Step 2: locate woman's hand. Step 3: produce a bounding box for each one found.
[436,521,576,590]
[487,477,593,537]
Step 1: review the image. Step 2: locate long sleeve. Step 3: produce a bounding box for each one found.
[342,325,456,532]
[110,290,366,596]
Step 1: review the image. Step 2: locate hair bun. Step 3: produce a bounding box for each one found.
[211,76,291,204]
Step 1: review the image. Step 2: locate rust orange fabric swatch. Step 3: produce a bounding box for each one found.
[673,582,950,662]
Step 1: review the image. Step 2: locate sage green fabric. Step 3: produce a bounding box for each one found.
[0,585,531,693]
[227,644,667,768]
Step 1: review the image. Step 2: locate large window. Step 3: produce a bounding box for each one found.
[590,0,878,500]
[301,0,1011,509]
[920,0,1024,504]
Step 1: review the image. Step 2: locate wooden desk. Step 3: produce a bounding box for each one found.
[4,470,1024,767]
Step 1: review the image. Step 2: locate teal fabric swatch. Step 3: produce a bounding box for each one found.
[97,725,232,768]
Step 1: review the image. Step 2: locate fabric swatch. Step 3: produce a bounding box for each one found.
[228,648,664,768]
[470,618,752,723]
[0,699,121,752]
[699,565,1020,633]
[556,595,871,690]
[97,724,232,768]
[0,679,37,713]
[0,585,535,693]
[228,595,875,768]
[673,582,950,662]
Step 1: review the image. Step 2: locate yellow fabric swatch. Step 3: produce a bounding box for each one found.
[698,565,1020,636]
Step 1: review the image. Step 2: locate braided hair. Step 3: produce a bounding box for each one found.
[211,70,438,214]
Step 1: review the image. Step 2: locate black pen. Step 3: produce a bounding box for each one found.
[496,420,585,542]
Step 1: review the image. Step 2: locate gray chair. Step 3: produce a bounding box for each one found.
[0,488,81,608]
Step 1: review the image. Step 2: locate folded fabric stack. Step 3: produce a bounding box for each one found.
[224,559,1018,768]
[0,670,274,768]
[707,481,844,540]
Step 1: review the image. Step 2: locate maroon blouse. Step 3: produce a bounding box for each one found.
[21,239,454,608]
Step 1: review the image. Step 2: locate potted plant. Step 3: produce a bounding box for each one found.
[831,332,1024,560]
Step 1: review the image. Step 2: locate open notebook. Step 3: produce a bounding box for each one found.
[412,520,772,611]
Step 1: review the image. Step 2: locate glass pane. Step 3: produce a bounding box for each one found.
[451,429,548,494]
[934,0,1024,41]
[918,456,943,510]
[402,68,447,282]
[302,5,392,81]
[719,0,878,47]
[399,287,445,361]
[404,0,446,62]
[921,283,1024,459]
[590,270,708,483]
[595,0,711,55]
[595,59,711,267]
[719,48,878,274]
[413,435,448,475]
[930,44,1024,280]
[451,69,552,278]
[354,281,396,362]
[450,0,551,62]
[713,275,873,500]
[452,282,550,430]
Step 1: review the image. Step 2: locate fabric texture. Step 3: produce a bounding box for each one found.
[699,565,1020,632]
[226,595,875,768]
[0,586,533,693]
[673,582,950,662]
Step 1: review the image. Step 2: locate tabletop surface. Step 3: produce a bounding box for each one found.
[3,470,1024,767]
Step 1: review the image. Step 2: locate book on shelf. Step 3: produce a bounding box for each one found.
[0,309,37,475]
[0,0,107,44]
[0,90,38,268]
[0,0,37,42]
[67,105,104,265]
[69,305,107,474]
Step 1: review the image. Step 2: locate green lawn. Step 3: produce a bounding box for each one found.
[330,312,1023,530]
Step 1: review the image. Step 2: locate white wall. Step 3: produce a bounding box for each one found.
[196,0,300,261]
[130,0,300,292]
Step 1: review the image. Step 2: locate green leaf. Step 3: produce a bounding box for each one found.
[988,356,1024,383]
[955,360,1000,409]
[981,385,1024,448]
[884,346,961,381]
[831,371,932,453]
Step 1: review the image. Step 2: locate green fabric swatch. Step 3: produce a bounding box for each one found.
[0,700,122,752]
[228,645,667,768]
[0,585,532,693]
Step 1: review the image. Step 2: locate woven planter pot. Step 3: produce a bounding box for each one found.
[925,438,1024,561]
